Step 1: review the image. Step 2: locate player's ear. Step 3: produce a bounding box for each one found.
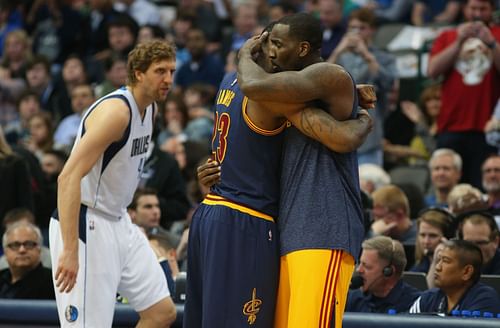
[298,41,310,58]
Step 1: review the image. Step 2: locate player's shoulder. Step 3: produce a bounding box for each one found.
[306,62,350,80]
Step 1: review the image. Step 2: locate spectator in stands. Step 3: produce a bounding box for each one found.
[139,142,192,226]
[447,183,487,215]
[165,10,196,71]
[359,163,391,195]
[411,0,462,26]
[411,207,455,273]
[174,27,225,95]
[0,126,34,224]
[427,0,500,189]
[25,55,71,124]
[128,187,163,230]
[0,208,51,269]
[410,239,500,315]
[22,111,55,162]
[94,54,128,99]
[328,8,397,166]
[4,90,41,146]
[318,0,345,60]
[346,236,421,313]
[182,83,215,145]
[220,1,259,59]
[54,83,95,152]
[425,148,462,207]
[59,55,88,95]
[459,211,500,274]
[370,184,417,246]
[389,84,441,166]
[147,226,180,279]
[481,155,500,223]
[0,221,54,299]
[1,28,31,81]
[156,94,189,147]
[86,0,133,56]
[0,29,29,129]
[25,0,86,66]
[88,13,138,83]
[137,24,165,44]
[0,1,23,58]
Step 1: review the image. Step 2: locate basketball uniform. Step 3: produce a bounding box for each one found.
[275,82,365,328]
[184,72,285,328]
[49,87,170,327]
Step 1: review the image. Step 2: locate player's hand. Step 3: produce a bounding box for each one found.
[197,159,221,188]
[239,32,268,59]
[356,84,376,109]
[55,248,79,293]
[357,109,374,132]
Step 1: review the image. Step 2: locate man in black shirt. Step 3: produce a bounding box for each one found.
[0,221,54,299]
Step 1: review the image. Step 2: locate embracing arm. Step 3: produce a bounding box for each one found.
[55,99,129,293]
[287,108,373,153]
[237,36,349,104]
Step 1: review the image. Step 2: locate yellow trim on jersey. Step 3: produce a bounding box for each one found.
[202,194,274,222]
[242,96,287,136]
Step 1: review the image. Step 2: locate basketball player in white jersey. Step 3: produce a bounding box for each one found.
[49,40,177,327]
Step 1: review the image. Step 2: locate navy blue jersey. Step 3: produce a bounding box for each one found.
[211,72,285,218]
[346,280,422,313]
[278,80,365,258]
[409,283,500,314]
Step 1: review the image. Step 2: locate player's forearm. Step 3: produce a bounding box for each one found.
[237,49,269,98]
[57,172,81,252]
[289,108,371,153]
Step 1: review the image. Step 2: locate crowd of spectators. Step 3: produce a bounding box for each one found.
[0,0,500,318]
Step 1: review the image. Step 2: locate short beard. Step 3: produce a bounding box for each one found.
[483,180,500,193]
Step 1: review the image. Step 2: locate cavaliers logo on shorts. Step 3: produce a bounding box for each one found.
[65,305,78,322]
[242,288,262,324]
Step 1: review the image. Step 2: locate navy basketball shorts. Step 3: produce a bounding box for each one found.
[183,199,279,328]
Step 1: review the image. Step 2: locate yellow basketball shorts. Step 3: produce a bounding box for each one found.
[274,249,355,328]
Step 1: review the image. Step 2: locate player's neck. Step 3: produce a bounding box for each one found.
[127,86,151,115]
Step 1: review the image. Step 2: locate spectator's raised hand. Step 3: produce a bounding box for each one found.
[400,100,423,124]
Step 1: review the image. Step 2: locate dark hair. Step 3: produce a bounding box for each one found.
[44,148,69,163]
[277,13,322,52]
[25,55,51,74]
[16,89,40,109]
[128,187,158,210]
[3,208,35,228]
[142,24,166,39]
[443,239,483,284]
[349,7,377,28]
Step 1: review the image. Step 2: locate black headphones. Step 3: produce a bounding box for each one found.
[418,206,456,239]
[383,239,396,277]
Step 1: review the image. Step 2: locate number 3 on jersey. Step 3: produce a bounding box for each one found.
[212,111,231,163]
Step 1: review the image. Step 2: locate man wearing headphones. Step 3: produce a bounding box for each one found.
[346,236,422,313]
[459,211,500,274]
[410,239,500,315]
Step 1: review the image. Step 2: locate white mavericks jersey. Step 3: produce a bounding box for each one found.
[74,87,155,218]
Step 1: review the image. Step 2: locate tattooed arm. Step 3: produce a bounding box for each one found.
[286,108,373,153]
